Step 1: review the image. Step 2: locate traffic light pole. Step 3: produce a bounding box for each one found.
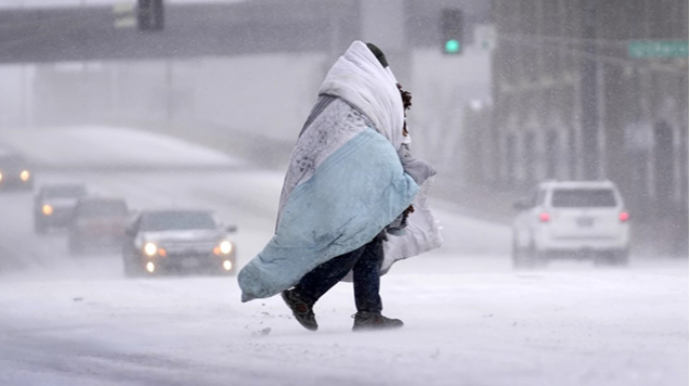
[580,0,600,180]
[20,62,28,128]
[166,60,172,124]
[629,0,645,216]
[20,0,27,128]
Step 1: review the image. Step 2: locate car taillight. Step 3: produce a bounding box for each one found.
[539,212,550,222]
[619,212,630,222]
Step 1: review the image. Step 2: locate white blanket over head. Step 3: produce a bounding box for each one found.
[319,41,406,151]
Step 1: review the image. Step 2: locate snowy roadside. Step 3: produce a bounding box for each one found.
[0,126,245,170]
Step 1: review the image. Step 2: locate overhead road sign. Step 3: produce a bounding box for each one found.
[113,2,136,29]
[628,40,689,59]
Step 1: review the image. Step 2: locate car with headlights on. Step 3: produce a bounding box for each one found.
[34,183,87,234]
[512,180,630,268]
[0,153,33,191]
[69,197,129,254]
[122,209,238,277]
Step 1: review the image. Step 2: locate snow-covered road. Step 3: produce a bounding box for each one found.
[1,247,686,386]
[0,128,687,386]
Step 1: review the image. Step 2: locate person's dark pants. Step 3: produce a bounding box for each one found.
[294,234,384,313]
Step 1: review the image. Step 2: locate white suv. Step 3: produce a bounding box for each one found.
[512,180,630,268]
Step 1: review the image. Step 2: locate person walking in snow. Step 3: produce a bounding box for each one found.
[280,78,419,332]
[238,41,441,332]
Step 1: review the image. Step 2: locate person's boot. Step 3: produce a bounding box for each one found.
[352,311,404,331]
[281,289,318,331]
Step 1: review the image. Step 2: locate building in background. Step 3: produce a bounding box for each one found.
[485,0,688,254]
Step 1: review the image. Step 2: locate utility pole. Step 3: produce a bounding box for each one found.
[165,60,172,124]
[81,0,87,124]
[580,0,600,180]
[629,0,646,217]
[20,59,27,128]
[20,0,27,128]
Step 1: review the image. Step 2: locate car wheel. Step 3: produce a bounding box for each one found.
[534,250,549,268]
[34,219,47,235]
[673,229,688,257]
[218,266,237,276]
[122,249,145,277]
[595,249,629,267]
[123,258,143,277]
[69,236,84,255]
[512,239,532,269]
[211,263,235,276]
[513,238,547,270]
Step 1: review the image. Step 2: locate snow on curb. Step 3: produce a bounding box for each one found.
[0,126,245,169]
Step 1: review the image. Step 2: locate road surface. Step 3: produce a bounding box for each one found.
[0,128,687,386]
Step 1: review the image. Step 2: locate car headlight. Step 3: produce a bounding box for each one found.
[144,242,158,257]
[42,204,53,216]
[219,240,233,255]
[0,172,3,182]
[20,170,30,181]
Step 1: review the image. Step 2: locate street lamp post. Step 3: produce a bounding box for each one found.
[20,0,27,128]
[580,0,600,180]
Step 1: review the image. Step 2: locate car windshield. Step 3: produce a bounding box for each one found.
[44,186,86,198]
[551,189,617,208]
[77,201,128,217]
[140,212,216,232]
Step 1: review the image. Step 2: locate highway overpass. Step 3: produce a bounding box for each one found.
[0,0,490,63]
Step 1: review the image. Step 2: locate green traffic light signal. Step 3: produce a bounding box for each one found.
[441,8,463,55]
[445,39,461,54]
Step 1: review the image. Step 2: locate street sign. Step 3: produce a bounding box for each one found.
[628,40,689,58]
[113,2,136,29]
[475,24,496,51]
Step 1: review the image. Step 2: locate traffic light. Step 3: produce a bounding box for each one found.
[441,8,464,55]
[138,0,164,31]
